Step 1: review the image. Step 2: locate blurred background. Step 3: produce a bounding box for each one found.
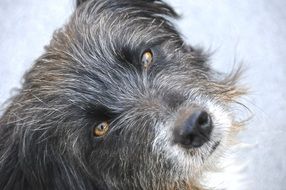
[0,0,285,189]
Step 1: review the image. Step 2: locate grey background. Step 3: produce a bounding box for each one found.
[0,0,285,189]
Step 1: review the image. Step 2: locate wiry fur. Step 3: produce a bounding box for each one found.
[0,0,246,189]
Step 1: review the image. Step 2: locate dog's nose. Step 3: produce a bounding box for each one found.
[174,110,213,148]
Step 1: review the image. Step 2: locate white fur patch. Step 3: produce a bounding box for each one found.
[151,98,245,188]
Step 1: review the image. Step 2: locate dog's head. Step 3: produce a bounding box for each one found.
[0,0,246,189]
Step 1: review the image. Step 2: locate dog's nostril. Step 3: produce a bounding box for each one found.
[197,111,209,125]
[174,110,213,148]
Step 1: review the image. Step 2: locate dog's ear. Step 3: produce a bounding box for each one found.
[76,0,88,7]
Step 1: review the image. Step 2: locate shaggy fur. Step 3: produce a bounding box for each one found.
[0,0,246,189]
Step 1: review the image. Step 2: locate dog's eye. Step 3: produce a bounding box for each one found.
[142,50,153,69]
[94,121,109,137]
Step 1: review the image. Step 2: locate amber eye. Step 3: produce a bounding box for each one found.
[141,50,153,69]
[94,121,109,137]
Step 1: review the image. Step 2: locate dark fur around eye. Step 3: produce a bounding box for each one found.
[86,105,117,122]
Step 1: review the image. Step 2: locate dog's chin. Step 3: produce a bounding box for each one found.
[157,141,222,181]
[185,140,221,160]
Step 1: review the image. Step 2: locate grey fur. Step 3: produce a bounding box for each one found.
[0,0,246,189]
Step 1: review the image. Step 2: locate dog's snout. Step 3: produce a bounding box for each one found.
[162,92,186,109]
[174,109,213,148]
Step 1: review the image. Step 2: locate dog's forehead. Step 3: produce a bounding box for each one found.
[69,0,185,67]
[74,0,180,42]
[50,0,210,111]
[76,0,178,18]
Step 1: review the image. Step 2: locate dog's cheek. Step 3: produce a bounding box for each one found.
[88,122,157,184]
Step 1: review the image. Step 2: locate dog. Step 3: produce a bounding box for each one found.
[0,0,246,189]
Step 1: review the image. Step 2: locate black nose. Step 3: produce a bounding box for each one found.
[174,110,213,148]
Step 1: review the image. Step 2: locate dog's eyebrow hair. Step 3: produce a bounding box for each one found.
[86,104,118,121]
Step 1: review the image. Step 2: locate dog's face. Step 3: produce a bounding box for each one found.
[0,0,245,189]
